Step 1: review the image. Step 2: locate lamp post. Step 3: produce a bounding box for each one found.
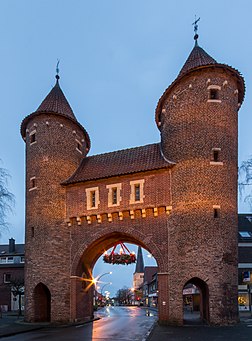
[96,271,112,283]
[93,272,112,306]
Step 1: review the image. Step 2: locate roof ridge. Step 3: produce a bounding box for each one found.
[87,142,161,159]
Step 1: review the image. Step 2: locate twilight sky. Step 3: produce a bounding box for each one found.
[0,0,252,295]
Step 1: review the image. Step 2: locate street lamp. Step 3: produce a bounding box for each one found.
[93,272,112,306]
[96,271,112,283]
[101,282,112,296]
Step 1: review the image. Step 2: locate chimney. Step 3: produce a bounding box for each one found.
[9,238,15,253]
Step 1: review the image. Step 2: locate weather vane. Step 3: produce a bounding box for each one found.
[192,16,200,44]
[56,59,60,80]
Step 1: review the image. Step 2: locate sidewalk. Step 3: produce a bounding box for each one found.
[0,313,48,338]
[147,313,252,341]
[0,312,100,339]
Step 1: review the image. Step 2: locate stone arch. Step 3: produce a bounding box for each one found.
[71,229,165,277]
[33,282,51,322]
[183,277,209,324]
[69,230,163,322]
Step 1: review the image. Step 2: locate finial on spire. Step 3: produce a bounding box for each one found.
[192,16,200,45]
[56,59,60,81]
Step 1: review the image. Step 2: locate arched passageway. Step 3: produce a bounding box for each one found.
[70,232,162,322]
[183,277,209,325]
[34,283,51,322]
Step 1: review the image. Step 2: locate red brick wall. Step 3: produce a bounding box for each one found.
[159,68,240,324]
[24,114,87,323]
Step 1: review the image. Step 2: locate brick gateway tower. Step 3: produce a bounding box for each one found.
[21,35,244,325]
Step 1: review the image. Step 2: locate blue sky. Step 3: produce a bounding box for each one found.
[1,0,252,294]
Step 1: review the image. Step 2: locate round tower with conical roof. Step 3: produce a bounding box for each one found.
[21,75,90,323]
[156,34,245,324]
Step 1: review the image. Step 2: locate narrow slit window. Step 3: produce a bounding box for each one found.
[112,188,117,205]
[31,226,35,237]
[135,184,140,202]
[30,133,36,144]
[77,142,82,151]
[90,191,96,208]
[213,150,219,162]
[209,89,219,100]
[31,178,36,188]
[214,208,220,218]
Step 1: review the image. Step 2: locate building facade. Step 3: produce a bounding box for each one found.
[238,214,252,311]
[0,239,25,312]
[21,34,244,325]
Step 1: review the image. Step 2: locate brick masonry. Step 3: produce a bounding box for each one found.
[21,43,244,325]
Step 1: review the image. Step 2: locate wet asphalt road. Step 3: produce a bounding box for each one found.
[2,306,157,341]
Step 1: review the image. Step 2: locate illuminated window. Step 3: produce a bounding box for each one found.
[86,187,99,210]
[130,180,145,204]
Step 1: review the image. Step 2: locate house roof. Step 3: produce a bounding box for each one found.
[155,41,245,127]
[144,266,158,284]
[238,214,252,242]
[0,244,24,256]
[63,143,174,185]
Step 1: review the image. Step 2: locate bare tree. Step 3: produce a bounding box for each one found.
[115,286,133,305]
[5,276,24,317]
[0,161,15,233]
[239,158,252,208]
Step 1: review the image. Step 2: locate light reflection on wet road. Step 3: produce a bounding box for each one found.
[2,306,157,341]
[93,306,157,340]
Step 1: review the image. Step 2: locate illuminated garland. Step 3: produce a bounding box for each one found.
[103,242,136,265]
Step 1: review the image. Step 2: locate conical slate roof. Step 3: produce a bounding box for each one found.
[134,246,144,273]
[178,43,217,77]
[155,40,245,127]
[36,76,77,120]
[21,76,91,151]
